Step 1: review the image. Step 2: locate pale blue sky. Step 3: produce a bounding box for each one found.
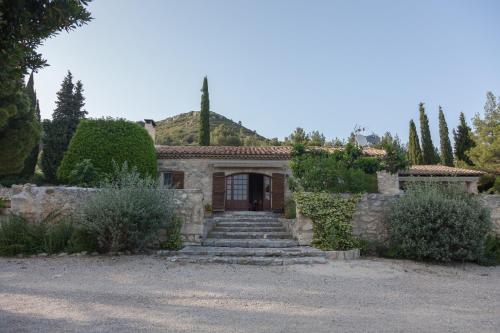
[35,0,500,143]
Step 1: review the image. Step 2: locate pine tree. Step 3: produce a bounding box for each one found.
[438,106,454,166]
[0,1,90,176]
[419,103,438,164]
[41,71,87,183]
[407,120,423,165]
[468,91,500,172]
[453,112,475,166]
[198,76,210,146]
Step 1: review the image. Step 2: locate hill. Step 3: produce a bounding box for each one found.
[155,111,272,146]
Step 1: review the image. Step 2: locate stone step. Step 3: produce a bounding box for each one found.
[213,226,287,232]
[166,255,327,265]
[207,231,292,239]
[216,212,279,217]
[201,239,299,248]
[212,217,281,223]
[215,222,284,228]
[160,246,326,258]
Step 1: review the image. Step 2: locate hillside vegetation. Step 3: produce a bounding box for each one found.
[155,111,271,146]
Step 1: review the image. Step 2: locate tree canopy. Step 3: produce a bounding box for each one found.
[199,76,210,146]
[438,106,454,166]
[0,0,91,175]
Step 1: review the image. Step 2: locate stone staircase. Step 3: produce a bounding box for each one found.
[161,212,327,265]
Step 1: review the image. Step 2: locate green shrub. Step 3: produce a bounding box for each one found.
[67,227,98,253]
[57,118,157,184]
[294,192,360,250]
[43,218,74,254]
[284,198,296,219]
[478,235,500,266]
[290,147,377,193]
[161,216,183,250]
[353,157,380,174]
[0,215,45,255]
[76,162,174,253]
[68,159,100,187]
[386,182,491,262]
[358,238,390,257]
[478,173,496,193]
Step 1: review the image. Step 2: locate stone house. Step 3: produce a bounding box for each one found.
[149,120,483,214]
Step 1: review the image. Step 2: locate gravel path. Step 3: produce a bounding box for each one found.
[0,255,499,333]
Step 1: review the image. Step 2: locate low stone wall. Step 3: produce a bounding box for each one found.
[172,189,204,245]
[4,185,205,245]
[481,195,500,235]
[292,193,395,245]
[292,193,500,246]
[10,185,95,222]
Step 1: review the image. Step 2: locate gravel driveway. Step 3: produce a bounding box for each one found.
[0,255,499,333]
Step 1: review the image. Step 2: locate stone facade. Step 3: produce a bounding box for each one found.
[157,158,292,207]
[172,189,204,245]
[376,171,400,195]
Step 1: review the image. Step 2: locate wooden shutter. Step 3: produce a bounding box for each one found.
[212,172,226,211]
[172,171,184,189]
[271,173,285,213]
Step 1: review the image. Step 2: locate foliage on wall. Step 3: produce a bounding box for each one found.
[294,192,360,250]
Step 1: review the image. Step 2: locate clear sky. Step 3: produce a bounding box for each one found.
[35,0,500,144]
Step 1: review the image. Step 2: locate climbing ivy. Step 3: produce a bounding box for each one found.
[294,192,360,250]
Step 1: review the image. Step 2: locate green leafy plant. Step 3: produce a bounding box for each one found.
[43,218,74,254]
[294,192,360,250]
[67,227,98,253]
[290,145,377,193]
[161,216,183,250]
[0,215,45,256]
[353,157,380,174]
[386,182,491,262]
[478,234,500,266]
[57,118,157,184]
[76,161,174,253]
[68,159,100,187]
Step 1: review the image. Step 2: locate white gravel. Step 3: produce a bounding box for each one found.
[0,255,499,333]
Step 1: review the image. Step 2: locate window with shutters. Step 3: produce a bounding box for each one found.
[162,171,184,189]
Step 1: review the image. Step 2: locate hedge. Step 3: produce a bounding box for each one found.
[57,118,157,183]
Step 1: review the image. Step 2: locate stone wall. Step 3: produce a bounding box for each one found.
[481,195,500,235]
[291,193,500,246]
[4,185,206,245]
[10,185,95,222]
[291,193,396,245]
[171,189,204,245]
[376,171,400,195]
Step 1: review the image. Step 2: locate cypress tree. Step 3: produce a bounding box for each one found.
[453,112,475,166]
[438,106,454,166]
[407,120,423,165]
[198,76,210,146]
[19,72,41,178]
[419,103,438,164]
[41,71,87,183]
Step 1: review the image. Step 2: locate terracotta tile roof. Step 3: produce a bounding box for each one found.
[399,165,484,177]
[156,146,291,160]
[156,145,385,160]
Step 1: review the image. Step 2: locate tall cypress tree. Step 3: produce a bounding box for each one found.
[419,103,438,164]
[407,119,423,165]
[453,112,475,165]
[41,71,87,183]
[19,72,41,178]
[438,106,454,166]
[199,76,210,146]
